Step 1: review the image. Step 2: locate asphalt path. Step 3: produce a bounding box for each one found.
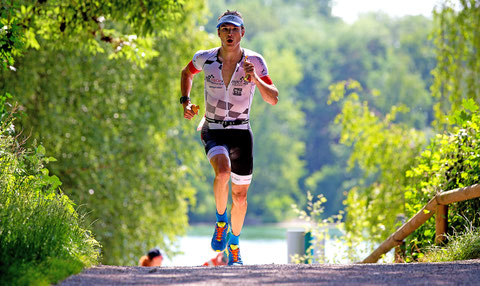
[60,259,480,285]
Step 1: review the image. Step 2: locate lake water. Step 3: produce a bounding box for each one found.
[162,225,288,266]
[162,236,288,266]
[161,224,365,266]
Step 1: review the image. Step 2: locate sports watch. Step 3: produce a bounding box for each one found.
[179,96,190,104]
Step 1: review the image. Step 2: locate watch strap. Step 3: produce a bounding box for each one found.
[180,96,190,104]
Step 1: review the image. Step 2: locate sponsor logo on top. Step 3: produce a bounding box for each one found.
[206,75,223,85]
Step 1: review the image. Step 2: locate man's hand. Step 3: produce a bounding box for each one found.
[243,56,257,83]
[183,102,199,120]
[243,55,279,105]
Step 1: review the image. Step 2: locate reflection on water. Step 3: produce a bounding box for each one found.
[162,236,288,266]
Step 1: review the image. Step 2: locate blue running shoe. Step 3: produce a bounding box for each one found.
[227,244,243,266]
[211,221,229,252]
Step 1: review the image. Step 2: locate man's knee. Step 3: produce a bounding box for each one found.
[232,189,248,206]
[215,167,231,183]
[211,155,231,183]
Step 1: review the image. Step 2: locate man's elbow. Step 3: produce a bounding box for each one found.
[270,90,279,105]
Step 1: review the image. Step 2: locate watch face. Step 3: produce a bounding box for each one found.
[180,96,190,104]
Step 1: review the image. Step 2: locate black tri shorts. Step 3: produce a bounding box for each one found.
[200,124,253,185]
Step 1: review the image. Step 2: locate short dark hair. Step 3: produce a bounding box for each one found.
[147,248,162,259]
[217,10,243,22]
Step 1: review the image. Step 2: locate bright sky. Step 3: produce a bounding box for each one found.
[332,0,447,23]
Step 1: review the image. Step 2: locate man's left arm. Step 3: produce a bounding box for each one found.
[244,58,278,105]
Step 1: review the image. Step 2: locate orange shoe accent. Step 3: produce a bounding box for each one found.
[229,245,240,263]
[215,222,227,241]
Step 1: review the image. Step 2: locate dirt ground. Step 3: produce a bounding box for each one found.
[60,259,480,285]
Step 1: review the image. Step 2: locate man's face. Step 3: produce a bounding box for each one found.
[217,23,244,47]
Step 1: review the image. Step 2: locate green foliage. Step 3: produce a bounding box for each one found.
[368,50,432,129]
[431,0,480,127]
[0,0,189,68]
[1,0,211,265]
[0,92,12,118]
[249,47,306,222]
[0,108,100,285]
[404,100,480,260]
[420,224,480,262]
[329,1,479,263]
[329,80,426,246]
[331,83,479,262]
[0,19,24,70]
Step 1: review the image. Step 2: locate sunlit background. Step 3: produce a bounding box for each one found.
[332,0,447,23]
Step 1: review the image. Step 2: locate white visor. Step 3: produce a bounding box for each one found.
[217,15,244,28]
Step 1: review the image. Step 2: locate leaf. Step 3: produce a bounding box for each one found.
[24,28,40,50]
[423,229,433,237]
[462,98,478,112]
[48,175,62,189]
[37,145,46,156]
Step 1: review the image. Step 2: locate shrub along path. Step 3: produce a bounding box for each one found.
[61,259,480,285]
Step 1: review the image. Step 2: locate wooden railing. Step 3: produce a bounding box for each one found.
[361,184,480,263]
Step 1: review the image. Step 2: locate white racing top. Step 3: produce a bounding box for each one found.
[189,47,271,130]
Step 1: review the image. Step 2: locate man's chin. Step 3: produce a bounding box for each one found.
[224,42,239,48]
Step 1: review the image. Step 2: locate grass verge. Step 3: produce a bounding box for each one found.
[420,226,480,262]
[0,107,100,285]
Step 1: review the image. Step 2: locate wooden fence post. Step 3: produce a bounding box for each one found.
[394,241,405,263]
[435,204,448,244]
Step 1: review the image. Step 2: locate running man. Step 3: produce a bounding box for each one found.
[180,10,278,266]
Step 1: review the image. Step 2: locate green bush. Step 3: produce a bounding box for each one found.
[0,104,100,285]
[329,79,480,262]
[328,80,426,255]
[405,99,480,261]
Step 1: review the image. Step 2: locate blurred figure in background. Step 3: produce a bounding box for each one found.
[139,248,163,267]
[203,252,228,267]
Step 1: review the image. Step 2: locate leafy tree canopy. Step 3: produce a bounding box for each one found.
[1,0,194,68]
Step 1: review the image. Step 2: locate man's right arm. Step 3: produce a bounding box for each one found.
[181,63,198,120]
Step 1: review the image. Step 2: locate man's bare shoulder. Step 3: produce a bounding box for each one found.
[194,47,220,59]
[243,48,263,59]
